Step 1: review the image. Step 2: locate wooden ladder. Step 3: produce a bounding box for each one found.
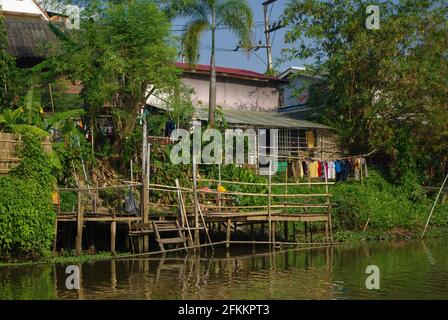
[152,220,187,252]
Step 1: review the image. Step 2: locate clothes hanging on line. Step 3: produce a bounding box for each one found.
[309,160,320,178]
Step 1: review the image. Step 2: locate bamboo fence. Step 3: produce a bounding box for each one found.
[0,132,52,175]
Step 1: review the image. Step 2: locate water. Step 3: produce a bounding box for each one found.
[1,239,447,300]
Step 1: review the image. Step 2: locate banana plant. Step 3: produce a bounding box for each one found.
[0,87,85,134]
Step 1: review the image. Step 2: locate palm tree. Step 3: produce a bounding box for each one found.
[166,0,253,126]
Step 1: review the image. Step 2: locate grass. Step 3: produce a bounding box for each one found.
[0,252,130,267]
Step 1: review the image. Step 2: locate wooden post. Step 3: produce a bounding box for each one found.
[310,222,313,243]
[226,218,231,249]
[76,190,84,256]
[52,218,58,255]
[111,221,116,255]
[268,161,272,244]
[304,222,308,242]
[283,222,288,242]
[324,161,333,242]
[192,162,200,246]
[422,173,448,238]
[141,174,149,252]
[284,164,288,241]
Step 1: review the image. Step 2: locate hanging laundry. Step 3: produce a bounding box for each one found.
[309,161,320,178]
[299,160,304,178]
[336,160,349,182]
[303,161,309,176]
[361,157,369,177]
[328,161,336,180]
[354,158,361,181]
[318,161,323,178]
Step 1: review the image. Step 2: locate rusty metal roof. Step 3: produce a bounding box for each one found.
[195,108,333,130]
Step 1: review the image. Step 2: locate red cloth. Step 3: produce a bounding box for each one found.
[318,162,322,177]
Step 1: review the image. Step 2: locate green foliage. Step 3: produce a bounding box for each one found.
[0,87,85,133]
[0,14,18,110]
[283,0,448,183]
[49,0,183,155]
[0,134,57,261]
[331,169,447,232]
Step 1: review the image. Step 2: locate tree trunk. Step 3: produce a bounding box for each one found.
[111,98,142,155]
[208,14,216,127]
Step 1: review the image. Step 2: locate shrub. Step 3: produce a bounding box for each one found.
[0,133,57,260]
[331,169,441,232]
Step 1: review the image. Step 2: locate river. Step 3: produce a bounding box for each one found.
[1,239,447,300]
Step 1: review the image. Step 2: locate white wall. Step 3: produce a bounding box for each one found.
[147,73,281,112]
[0,0,48,20]
[182,74,280,111]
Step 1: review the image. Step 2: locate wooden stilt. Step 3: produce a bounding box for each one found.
[76,190,84,256]
[226,218,231,249]
[283,222,288,241]
[310,222,313,243]
[111,221,116,255]
[304,222,308,242]
[52,218,58,255]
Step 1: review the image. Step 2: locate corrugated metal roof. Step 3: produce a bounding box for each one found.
[176,62,287,82]
[195,108,333,130]
[4,17,58,58]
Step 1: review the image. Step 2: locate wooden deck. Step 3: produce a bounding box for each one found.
[54,174,335,256]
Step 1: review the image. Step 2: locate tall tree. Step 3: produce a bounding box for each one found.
[49,0,181,155]
[283,0,448,181]
[166,0,253,126]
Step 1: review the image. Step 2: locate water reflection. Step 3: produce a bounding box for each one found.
[52,245,335,300]
[1,240,448,300]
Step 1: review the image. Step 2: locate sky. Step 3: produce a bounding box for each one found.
[47,0,306,75]
[171,0,305,75]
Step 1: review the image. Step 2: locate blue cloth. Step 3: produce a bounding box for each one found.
[334,161,341,173]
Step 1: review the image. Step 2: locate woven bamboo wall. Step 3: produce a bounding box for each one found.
[0,133,52,175]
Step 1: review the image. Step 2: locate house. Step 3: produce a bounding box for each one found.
[174,62,285,111]
[148,63,340,162]
[277,66,327,120]
[0,0,49,21]
[1,0,58,67]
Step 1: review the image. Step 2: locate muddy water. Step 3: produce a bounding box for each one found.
[1,239,447,300]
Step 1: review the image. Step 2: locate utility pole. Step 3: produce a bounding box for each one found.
[263,0,275,73]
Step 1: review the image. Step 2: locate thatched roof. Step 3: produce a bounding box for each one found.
[4,17,58,59]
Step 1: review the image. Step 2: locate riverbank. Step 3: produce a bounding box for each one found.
[0,252,131,268]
